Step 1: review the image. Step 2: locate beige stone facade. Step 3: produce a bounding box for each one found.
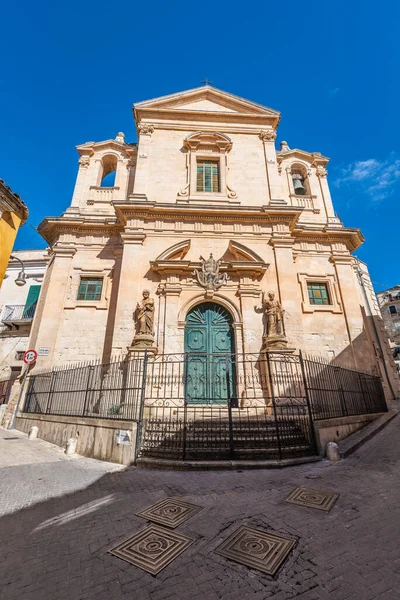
[29,86,398,399]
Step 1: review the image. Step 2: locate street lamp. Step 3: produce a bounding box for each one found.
[10,255,27,286]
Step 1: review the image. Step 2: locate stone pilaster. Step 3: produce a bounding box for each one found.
[259,130,282,203]
[236,284,261,355]
[111,232,146,353]
[162,281,183,355]
[132,124,154,199]
[269,235,303,348]
[329,253,362,368]
[28,246,76,369]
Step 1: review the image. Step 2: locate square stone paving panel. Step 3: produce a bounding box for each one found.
[108,524,194,575]
[215,525,295,576]
[137,497,203,528]
[285,487,339,512]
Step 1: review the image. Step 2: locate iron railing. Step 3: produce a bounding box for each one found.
[1,304,36,323]
[23,353,148,421]
[301,355,388,420]
[22,350,387,461]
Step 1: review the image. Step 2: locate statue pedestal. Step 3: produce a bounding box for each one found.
[128,334,157,356]
[262,334,295,353]
[260,337,296,414]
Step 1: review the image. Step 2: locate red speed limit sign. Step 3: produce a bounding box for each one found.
[23,349,38,364]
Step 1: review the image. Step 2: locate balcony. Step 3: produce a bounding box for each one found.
[87,186,120,205]
[1,305,36,328]
[289,195,315,210]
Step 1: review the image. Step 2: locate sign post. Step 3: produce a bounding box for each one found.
[9,349,37,429]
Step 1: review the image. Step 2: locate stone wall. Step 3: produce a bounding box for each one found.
[14,413,137,465]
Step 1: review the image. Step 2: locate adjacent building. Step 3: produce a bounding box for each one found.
[377,285,400,348]
[26,85,398,401]
[0,180,29,285]
[0,250,47,387]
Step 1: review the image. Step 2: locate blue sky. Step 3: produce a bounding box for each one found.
[2,0,399,291]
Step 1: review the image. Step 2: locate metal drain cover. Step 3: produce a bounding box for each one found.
[137,497,203,529]
[109,524,194,575]
[285,487,339,512]
[215,525,295,576]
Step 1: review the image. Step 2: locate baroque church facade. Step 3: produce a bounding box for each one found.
[29,86,397,400]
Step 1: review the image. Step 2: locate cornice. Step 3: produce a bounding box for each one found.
[0,180,29,224]
[276,149,329,167]
[37,215,121,245]
[113,199,301,226]
[134,109,280,128]
[293,225,364,252]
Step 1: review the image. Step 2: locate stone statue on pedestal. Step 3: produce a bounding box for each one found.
[136,290,154,335]
[130,290,157,353]
[263,291,284,337]
[259,290,288,350]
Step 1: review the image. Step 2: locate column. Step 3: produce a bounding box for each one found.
[330,253,363,368]
[28,246,76,369]
[259,131,282,203]
[269,235,304,348]
[131,124,154,199]
[163,279,183,355]
[316,167,336,222]
[111,232,146,354]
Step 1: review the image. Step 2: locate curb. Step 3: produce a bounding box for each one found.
[135,455,321,471]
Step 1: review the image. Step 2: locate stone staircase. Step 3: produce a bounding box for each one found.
[138,415,316,462]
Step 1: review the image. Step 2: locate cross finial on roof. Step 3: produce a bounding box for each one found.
[200,78,212,86]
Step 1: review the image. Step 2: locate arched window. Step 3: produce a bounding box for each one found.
[290,164,309,196]
[100,155,117,187]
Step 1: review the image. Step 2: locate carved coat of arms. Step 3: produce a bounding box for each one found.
[192,254,229,291]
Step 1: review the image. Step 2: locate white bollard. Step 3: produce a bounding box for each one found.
[65,437,78,455]
[326,441,341,461]
[28,426,39,440]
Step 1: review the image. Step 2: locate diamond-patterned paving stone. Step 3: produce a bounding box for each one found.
[108,524,194,575]
[137,497,203,528]
[215,524,295,576]
[285,486,339,511]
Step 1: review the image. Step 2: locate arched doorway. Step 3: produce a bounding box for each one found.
[184,302,236,404]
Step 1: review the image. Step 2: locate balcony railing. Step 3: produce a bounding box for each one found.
[289,195,315,210]
[87,186,120,204]
[1,304,36,325]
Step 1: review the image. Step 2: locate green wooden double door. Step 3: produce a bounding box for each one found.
[184,302,236,405]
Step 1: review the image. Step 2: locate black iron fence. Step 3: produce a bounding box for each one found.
[302,354,387,420]
[22,350,387,461]
[23,354,148,421]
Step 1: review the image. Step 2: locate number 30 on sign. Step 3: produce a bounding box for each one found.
[23,350,38,364]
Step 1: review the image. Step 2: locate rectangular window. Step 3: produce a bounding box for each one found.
[196,160,220,193]
[77,277,103,301]
[307,282,331,305]
[22,285,41,319]
[389,305,397,315]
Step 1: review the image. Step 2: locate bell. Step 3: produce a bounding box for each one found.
[292,174,306,195]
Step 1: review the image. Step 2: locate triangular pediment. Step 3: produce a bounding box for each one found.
[134,86,279,116]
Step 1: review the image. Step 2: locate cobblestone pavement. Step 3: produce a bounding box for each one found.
[1,419,400,600]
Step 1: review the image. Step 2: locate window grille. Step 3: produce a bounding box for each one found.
[77,277,103,301]
[307,282,331,305]
[196,160,220,193]
[389,305,397,315]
